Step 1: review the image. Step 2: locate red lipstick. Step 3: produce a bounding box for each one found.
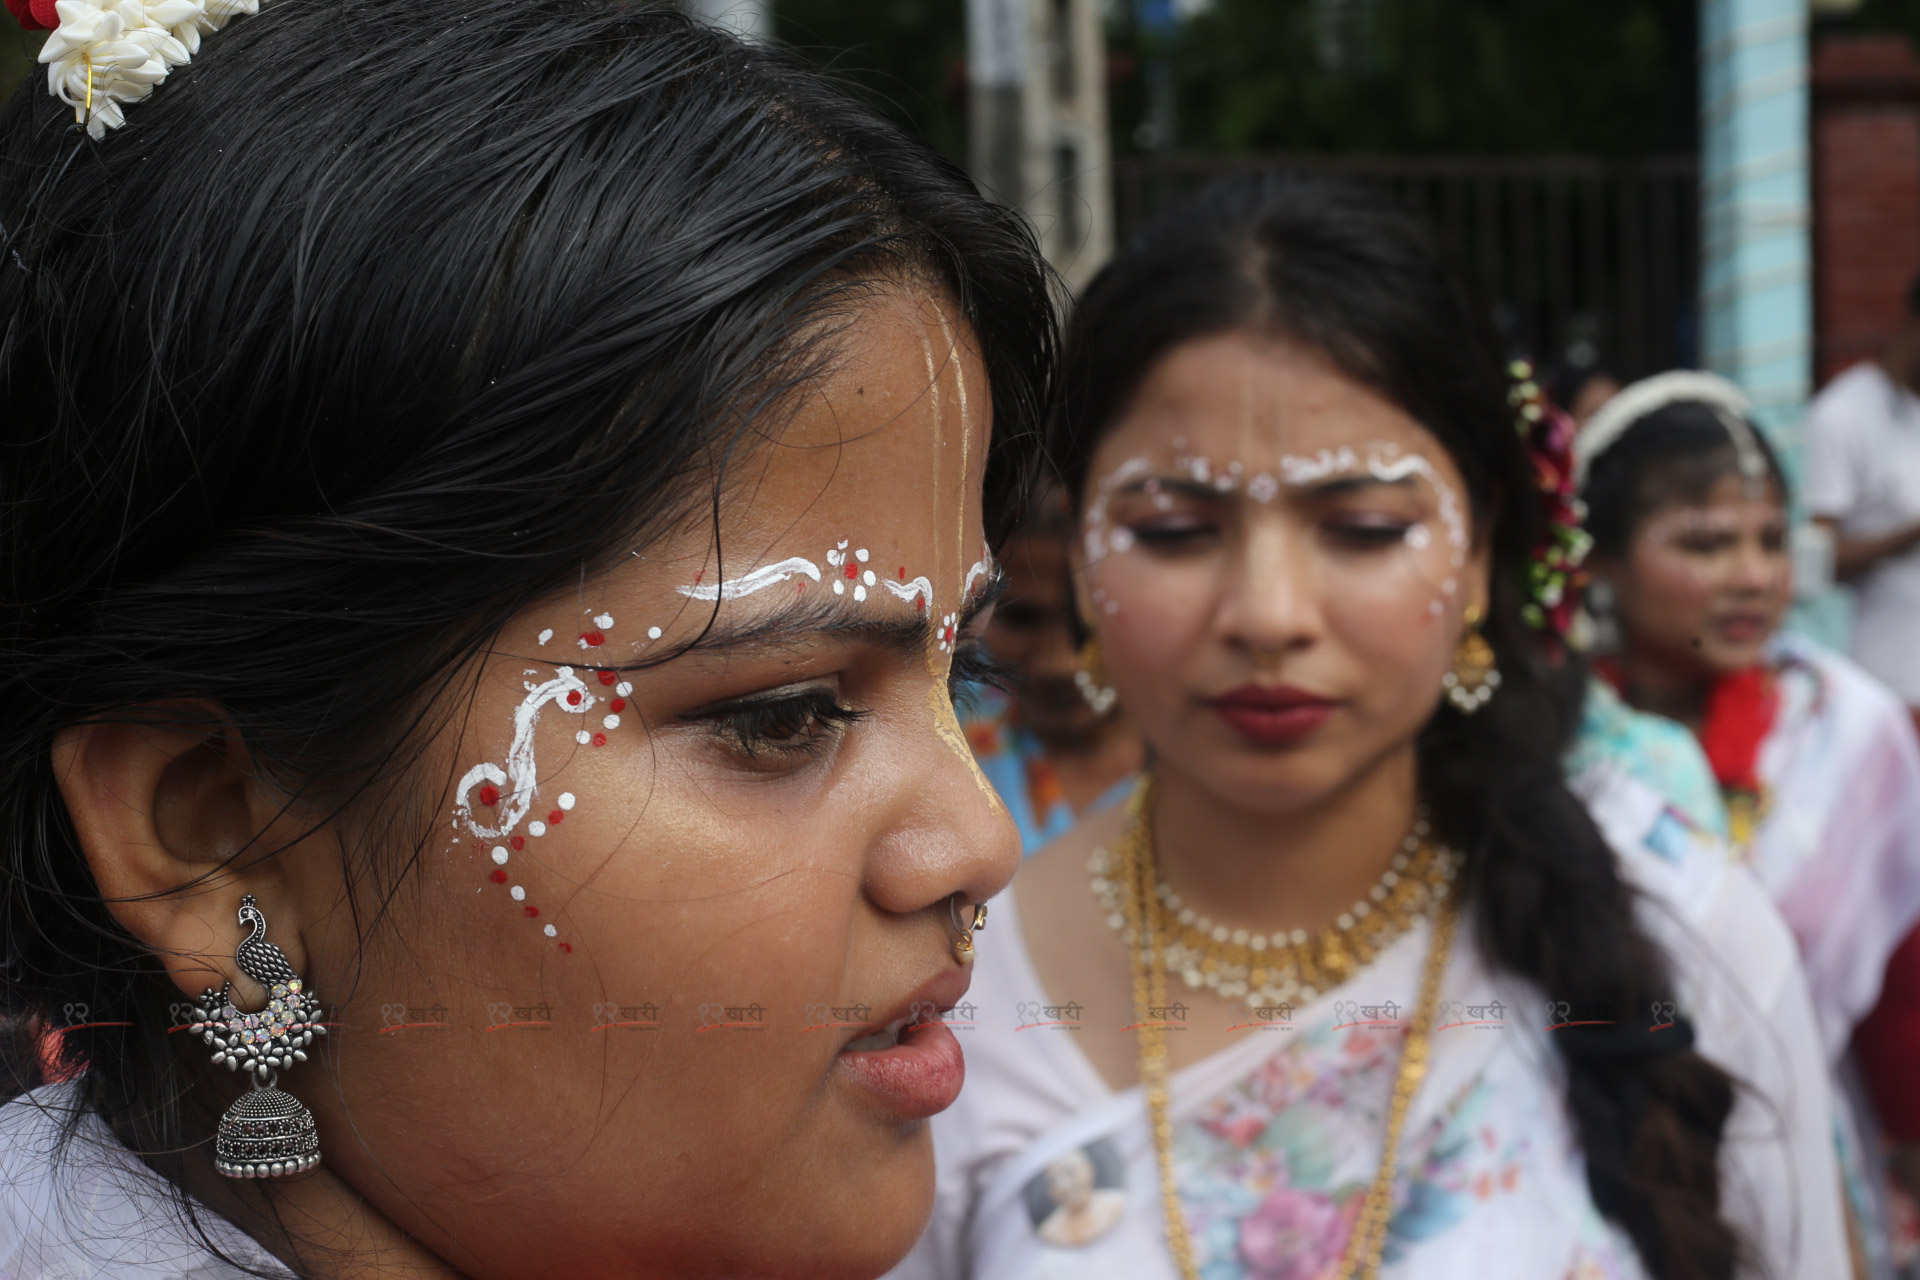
[1207,683,1339,746]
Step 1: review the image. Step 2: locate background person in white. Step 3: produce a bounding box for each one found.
[1806,276,1920,719]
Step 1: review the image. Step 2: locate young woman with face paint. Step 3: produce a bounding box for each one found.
[890,178,1847,1280]
[1580,373,1920,1272]
[0,4,1053,1278]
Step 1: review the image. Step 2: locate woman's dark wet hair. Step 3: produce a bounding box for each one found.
[0,0,1053,1264]
[1051,174,1743,1280]
[1583,400,1790,560]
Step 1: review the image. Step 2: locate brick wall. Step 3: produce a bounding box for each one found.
[1812,37,1920,387]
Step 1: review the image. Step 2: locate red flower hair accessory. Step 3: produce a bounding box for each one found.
[4,0,59,30]
[1508,359,1592,646]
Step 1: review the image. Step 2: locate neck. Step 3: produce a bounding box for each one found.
[1149,744,1419,936]
[1610,645,1711,728]
[1029,708,1128,758]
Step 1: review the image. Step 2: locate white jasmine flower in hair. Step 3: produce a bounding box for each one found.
[36,0,239,138]
[40,0,170,138]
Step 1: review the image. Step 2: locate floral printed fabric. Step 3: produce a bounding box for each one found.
[1170,1007,1654,1280]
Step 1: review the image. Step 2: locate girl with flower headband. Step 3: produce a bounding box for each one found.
[889,176,1846,1280]
[1579,370,1920,1273]
[0,2,1056,1276]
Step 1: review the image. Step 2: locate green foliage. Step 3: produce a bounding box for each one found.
[1124,0,1697,157]
[776,0,968,161]
[1,25,41,106]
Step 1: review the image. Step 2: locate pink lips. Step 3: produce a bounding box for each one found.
[834,1018,966,1120]
[1207,683,1339,746]
[832,963,972,1121]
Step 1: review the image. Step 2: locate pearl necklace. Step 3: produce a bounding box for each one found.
[1089,807,1458,1011]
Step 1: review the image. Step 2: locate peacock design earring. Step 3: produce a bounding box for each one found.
[186,894,327,1178]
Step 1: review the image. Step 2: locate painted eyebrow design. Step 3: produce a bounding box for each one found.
[1115,473,1416,500]
[677,566,1008,658]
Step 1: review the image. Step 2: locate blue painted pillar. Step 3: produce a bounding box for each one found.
[1700,0,1810,451]
[1700,0,1840,633]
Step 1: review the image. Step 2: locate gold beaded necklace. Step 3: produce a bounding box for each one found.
[1091,808,1458,1012]
[1111,776,1459,1280]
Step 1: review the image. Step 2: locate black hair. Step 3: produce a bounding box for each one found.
[0,0,1053,1267]
[1582,400,1790,561]
[1052,174,1741,1280]
[1908,272,1920,318]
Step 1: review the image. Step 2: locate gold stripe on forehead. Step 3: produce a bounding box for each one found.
[920,304,1002,807]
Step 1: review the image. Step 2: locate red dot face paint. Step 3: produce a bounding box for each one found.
[582,631,605,647]
[491,869,508,884]
[510,836,526,851]
[524,905,540,918]
[597,670,616,686]
[591,732,607,747]
[610,698,626,712]
[557,942,571,953]
[566,690,583,706]
[548,810,565,825]
[477,784,500,807]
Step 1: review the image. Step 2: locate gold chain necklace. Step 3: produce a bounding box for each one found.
[1092,808,1458,1012]
[1114,775,1459,1280]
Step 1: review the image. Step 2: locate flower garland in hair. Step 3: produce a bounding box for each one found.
[1508,359,1592,647]
[5,0,258,138]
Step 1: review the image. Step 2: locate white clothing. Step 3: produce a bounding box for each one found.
[0,1081,293,1280]
[890,778,1847,1280]
[1805,361,1920,703]
[1747,633,1920,1063]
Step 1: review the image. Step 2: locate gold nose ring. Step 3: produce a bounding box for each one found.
[950,896,988,964]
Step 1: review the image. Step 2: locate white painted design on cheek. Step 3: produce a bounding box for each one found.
[593,614,614,629]
[575,730,591,745]
[544,924,557,937]
[528,821,547,838]
[856,548,870,563]
[615,681,633,697]
[453,667,594,840]
[604,714,621,730]
[558,792,575,810]
[647,626,662,641]
[678,557,822,601]
[1405,524,1432,550]
[537,629,553,646]
[491,846,509,865]
[854,585,868,602]
[1110,528,1136,553]
[510,885,526,901]
[1248,473,1279,503]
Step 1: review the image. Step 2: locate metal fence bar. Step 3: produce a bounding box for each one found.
[1109,154,1701,382]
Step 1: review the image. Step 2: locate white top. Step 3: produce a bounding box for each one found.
[0,1082,293,1280]
[889,779,1847,1280]
[1748,633,1920,1063]
[1805,361,1920,703]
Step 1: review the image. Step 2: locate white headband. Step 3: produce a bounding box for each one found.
[1572,370,1768,491]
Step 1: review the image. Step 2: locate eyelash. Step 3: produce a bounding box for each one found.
[1125,519,1412,550]
[698,638,1006,764]
[707,691,868,762]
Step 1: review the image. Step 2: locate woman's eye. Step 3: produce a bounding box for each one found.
[698,689,867,767]
[949,641,1014,715]
[1127,520,1217,550]
[1674,533,1735,556]
[1325,520,1412,549]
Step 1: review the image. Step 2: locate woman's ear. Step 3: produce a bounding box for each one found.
[50,711,308,1007]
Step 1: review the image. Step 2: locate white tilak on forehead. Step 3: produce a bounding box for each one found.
[677,557,822,602]
[1082,442,1470,613]
[670,541,987,613]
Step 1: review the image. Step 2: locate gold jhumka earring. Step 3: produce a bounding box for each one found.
[1441,604,1501,714]
[1074,636,1119,715]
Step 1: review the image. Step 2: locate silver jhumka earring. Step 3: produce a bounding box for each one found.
[187,894,327,1178]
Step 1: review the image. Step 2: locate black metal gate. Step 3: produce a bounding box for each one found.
[1112,153,1700,384]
